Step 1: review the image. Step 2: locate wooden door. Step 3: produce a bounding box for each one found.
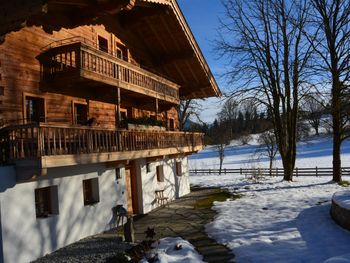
[125,165,139,214]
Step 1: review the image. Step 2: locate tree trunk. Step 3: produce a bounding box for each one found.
[332,79,342,182]
[218,144,224,175]
[282,155,294,181]
[269,158,273,177]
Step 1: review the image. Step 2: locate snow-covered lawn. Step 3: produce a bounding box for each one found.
[188,134,350,262]
[189,135,350,169]
[190,175,350,262]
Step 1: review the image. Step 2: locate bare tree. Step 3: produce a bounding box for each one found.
[177,99,203,131]
[257,131,278,176]
[211,119,231,174]
[218,0,313,181]
[300,94,325,136]
[307,0,350,182]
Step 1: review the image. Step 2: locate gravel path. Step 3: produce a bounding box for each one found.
[32,234,132,263]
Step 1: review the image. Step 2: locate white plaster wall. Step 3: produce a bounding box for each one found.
[0,164,127,263]
[139,157,190,214]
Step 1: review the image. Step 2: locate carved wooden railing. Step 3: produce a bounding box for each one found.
[0,123,203,163]
[38,37,180,103]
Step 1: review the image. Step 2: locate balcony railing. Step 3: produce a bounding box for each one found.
[38,37,180,103]
[0,123,203,164]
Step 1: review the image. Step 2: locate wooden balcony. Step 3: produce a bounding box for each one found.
[0,123,203,180]
[37,37,180,105]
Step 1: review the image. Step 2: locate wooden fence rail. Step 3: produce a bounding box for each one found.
[190,167,350,177]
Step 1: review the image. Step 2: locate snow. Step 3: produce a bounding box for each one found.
[333,191,350,210]
[139,237,205,263]
[188,134,350,263]
[189,135,350,169]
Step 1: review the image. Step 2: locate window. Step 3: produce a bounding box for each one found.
[74,103,88,125]
[35,186,59,218]
[83,178,99,206]
[116,168,121,180]
[98,36,108,53]
[176,161,182,176]
[146,163,151,173]
[116,42,128,61]
[169,118,175,131]
[25,96,45,123]
[156,165,164,182]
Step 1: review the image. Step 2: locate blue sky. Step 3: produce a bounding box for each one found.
[177,0,227,123]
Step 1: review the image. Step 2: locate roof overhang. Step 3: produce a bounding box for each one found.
[0,0,221,99]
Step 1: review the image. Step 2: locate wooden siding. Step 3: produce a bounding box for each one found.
[0,25,179,128]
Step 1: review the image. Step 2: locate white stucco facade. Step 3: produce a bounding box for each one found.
[0,156,191,263]
[138,157,190,214]
[0,164,127,263]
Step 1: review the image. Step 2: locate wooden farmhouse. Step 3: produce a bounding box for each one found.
[0,0,220,262]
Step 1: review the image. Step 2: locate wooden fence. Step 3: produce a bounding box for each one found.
[190,167,350,177]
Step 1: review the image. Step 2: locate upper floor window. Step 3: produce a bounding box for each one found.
[116,42,128,62]
[73,102,88,125]
[25,96,45,123]
[98,36,108,53]
[35,186,59,218]
[169,118,175,131]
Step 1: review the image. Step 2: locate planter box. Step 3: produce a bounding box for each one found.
[127,123,166,131]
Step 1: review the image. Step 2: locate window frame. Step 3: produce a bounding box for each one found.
[156,165,164,183]
[72,101,88,125]
[176,161,182,177]
[82,178,100,206]
[34,186,59,218]
[23,93,46,124]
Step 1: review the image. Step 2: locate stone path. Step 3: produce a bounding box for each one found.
[132,188,234,263]
[33,187,235,263]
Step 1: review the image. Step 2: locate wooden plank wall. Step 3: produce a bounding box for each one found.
[0,25,179,129]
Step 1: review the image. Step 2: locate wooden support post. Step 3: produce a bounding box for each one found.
[316,166,318,177]
[155,98,159,120]
[116,87,121,128]
[296,167,298,177]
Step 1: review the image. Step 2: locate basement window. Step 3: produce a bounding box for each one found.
[83,178,100,206]
[35,186,59,218]
[156,165,164,182]
[116,168,121,180]
[176,161,182,176]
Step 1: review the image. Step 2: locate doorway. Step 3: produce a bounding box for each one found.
[125,163,139,214]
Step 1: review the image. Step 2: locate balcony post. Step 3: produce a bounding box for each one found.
[116,87,121,128]
[155,98,159,120]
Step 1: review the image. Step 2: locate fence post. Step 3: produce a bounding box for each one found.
[240,168,242,175]
[224,168,227,174]
[209,169,211,174]
[296,167,298,177]
[194,168,197,174]
[276,167,278,177]
[316,166,318,177]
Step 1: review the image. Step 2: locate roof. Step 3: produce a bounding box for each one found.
[0,0,221,99]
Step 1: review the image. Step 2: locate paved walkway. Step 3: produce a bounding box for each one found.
[132,187,234,262]
[33,187,234,263]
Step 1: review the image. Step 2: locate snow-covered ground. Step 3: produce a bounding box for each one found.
[189,134,350,169]
[188,134,350,263]
[140,237,204,263]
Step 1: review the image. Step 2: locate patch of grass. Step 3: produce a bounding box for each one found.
[338,180,350,187]
[194,190,242,209]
